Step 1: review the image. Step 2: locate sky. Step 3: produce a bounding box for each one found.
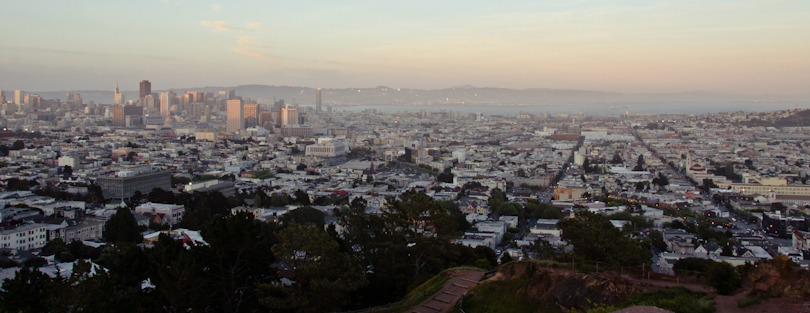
[1,0,809,95]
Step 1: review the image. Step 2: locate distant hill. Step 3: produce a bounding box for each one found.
[4,85,807,107]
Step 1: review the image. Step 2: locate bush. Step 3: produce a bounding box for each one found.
[705,261,740,295]
[610,287,715,313]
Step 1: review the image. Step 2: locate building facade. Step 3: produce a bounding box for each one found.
[227,99,245,133]
[97,170,172,200]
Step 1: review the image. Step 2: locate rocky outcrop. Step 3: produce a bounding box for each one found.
[492,262,644,311]
[748,255,810,298]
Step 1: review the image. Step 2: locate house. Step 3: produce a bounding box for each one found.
[694,241,723,257]
[135,202,185,225]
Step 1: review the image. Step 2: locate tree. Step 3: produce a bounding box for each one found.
[611,152,623,164]
[62,165,74,177]
[258,223,366,313]
[634,154,645,171]
[500,253,513,264]
[541,206,563,219]
[11,139,24,150]
[201,212,277,313]
[705,261,740,295]
[648,230,667,252]
[294,189,311,206]
[0,267,53,312]
[487,188,508,208]
[531,238,555,260]
[296,163,307,171]
[557,211,650,265]
[103,207,142,244]
[473,246,498,268]
[280,206,325,229]
[147,187,176,204]
[652,173,669,187]
[517,168,526,177]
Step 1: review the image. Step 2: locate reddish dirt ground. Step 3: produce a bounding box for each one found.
[714,291,810,313]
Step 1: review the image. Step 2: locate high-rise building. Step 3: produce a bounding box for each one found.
[160,90,174,116]
[278,107,298,127]
[74,94,83,106]
[228,89,236,100]
[184,91,204,106]
[227,99,244,133]
[0,90,5,104]
[66,93,73,103]
[114,80,125,105]
[244,103,259,128]
[143,94,157,114]
[316,88,322,112]
[14,90,24,105]
[203,105,212,123]
[139,80,151,99]
[113,105,143,127]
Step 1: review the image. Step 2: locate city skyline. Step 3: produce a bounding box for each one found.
[1,1,809,95]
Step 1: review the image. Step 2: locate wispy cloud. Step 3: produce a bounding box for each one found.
[690,25,796,32]
[200,21,234,32]
[211,4,222,11]
[233,36,277,62]
[200,21,261,32]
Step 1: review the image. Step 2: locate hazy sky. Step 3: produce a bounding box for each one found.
[2,0,809,94]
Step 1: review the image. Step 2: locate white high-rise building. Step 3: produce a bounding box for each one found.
[160,90,174,116]
[14,90,24,105]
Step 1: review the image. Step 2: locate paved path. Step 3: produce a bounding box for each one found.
[409,270,485,313]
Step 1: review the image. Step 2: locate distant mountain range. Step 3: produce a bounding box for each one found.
[5,85,807,107]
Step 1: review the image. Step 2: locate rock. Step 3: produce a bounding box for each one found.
[490,263,643,311]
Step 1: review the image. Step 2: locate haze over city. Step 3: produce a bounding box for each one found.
[5,1,810,313]
[3,0,809,95]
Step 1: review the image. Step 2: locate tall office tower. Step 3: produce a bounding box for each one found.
[114,80,125,105]
[66,93,73,103]
[139,80,151,99]
[14,90,24,105]
[0,90,5,104]
[143,94,156,114]
[160,90,174,116]
[227,99,244,133]
[228,89,236,100]
[279,107,298,127]
[243,103,259,128]
[203,105,211,123]
[113,104,144,127]
[183,91,203,106]
[316,88,322,112]
[204,92,214,102]
[74,94,83,106]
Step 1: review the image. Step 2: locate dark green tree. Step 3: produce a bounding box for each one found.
[530,237,555,260]
[500,253,513,264]
[557,211,651,265]
[0,267,53,312]
[280,206,325,229]
[294,189,311,205]
[103,207,142,244]
[705,261,740,295]
[258,223,366,313]
[201,212,277,313]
